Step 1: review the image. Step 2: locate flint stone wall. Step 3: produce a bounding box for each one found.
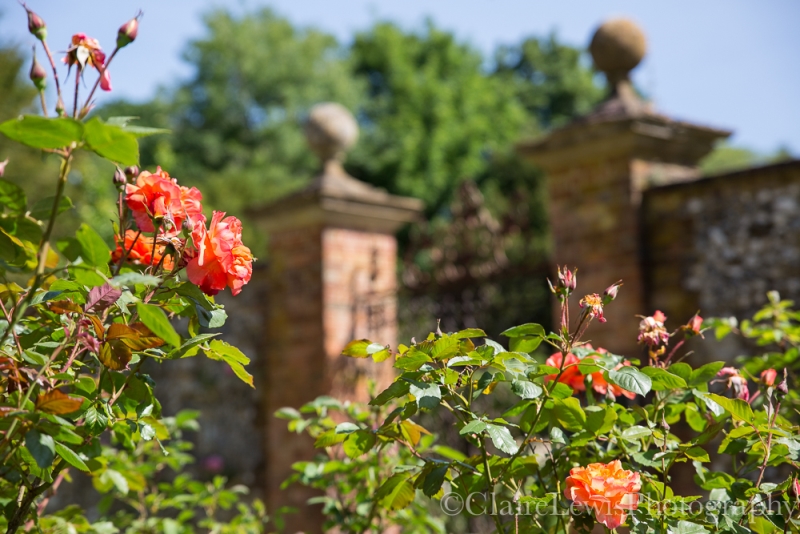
[643,160,800,335]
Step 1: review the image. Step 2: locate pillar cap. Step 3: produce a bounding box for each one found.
[249,102,423,234]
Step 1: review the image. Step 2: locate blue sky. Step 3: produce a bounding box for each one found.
[2,0,798,154]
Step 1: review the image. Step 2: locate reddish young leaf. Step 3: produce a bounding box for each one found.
[85,283,122,313]
[99,340,132,370]
[124,323,166,350]
[86,315,105,342]
[47,299,83,314]
[36,389,84,415]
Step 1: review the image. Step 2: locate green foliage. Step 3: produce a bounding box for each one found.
[281,281,800,533]
[0,17,256,533]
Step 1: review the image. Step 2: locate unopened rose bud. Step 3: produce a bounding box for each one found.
[558,266,577,291]
[24,5,47,41]
[29,52,47,91]
[684,314,703,336]
[124,165,139,180]
[117,12,141,49]
[55,95,65,116]
[793,477,800,498]
[760,368,777,387]
[602,280,622,305]
[113,168,126,186]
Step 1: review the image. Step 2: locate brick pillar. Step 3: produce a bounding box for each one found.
[517,19,729,356]
[252,103,422,533]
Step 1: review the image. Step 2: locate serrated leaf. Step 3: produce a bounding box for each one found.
[0,115,83,150]
[553,397,586,431]
[0,179,26,215]
[75,224,111,267]
[501,323,545,338]
[83,118,139,166]
[343,430,376,458]
[685,446,710,462]
[453,328,486,339]
[85,283,122,313]
[204,340,253,387]
[36,390,83,415]
[607,367,651,396]
[641,367,687,390]
[341,339,371,358]
[511,380,543,399]
[370,381,410,406]
[314,429,346,448]
[486,424,518,455]
[25,429,55,469]
[376,474,415,511]
[707,393,754,423]
[422,465,449,497]
[459,420,487,435]
[55,442,89,471]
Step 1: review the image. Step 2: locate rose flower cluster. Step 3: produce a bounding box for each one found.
[545,346,636,400]
[114,167,253,296]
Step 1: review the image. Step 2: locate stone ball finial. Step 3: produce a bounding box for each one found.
[304,102,359,162]
[589,18,647,84]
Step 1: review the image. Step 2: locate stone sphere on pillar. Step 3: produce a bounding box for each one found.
[589,18,647,84]
[304,102,359,162]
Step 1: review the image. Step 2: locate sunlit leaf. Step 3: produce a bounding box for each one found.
[36,390,83,415]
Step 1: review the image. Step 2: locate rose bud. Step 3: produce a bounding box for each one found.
[24,5,47,41]
[124,166,139,180]
[793,477,800,498]
[117,12,142,49]
[29,52,47,91]
[760,368,777,387]
[55,95,65,116]
[602,280,623,305]
[113,168,126,186]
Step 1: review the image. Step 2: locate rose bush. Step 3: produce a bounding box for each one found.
[282,267,800,533]
[0,6,260,533]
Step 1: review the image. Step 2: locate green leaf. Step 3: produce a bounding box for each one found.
[314,429,346,448]
[75,224,111,267]
[204,340,253,387]
[422,465,449,497]
[621,425,652,442]
[453,328,486,339]
[335,422,359,434]
[343,430,376,458]
[110,272,161,288]
[585,405,617,436]
[607,367,652,396]
[0,180,26,215]
[459,420,487,435]
[707,393,755,423]
[136,303,181,348]
[486,424,518,455]
[0,115,83,149]
[25,429,55,469]
[689,362,725,386]
[370,381,410,406]
[408,381,441,409]
[55,442,89,471]
[641,367,687,390]
[29,195,72,221]
[105,117,170,138]
[672,521,709,534]
[685,446,710,462]
[376,474,415,511]
[511,380,543,399]
[553,397,586,432]
[501,323,545,338]
[341,339,371,358]
[394,350,431,371]
[83,118,139,166]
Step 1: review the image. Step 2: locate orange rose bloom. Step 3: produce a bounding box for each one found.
[565,460,641,529]
[112,230,174,271]
[186,212,253,296]
[545,352,585,391]
[125,167,204,234]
